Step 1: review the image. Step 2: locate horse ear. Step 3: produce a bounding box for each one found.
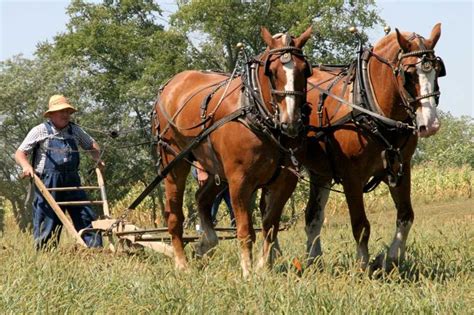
[261,27,275,48]
[426,23,441,49]
[396,28,411,52]
[294,26,313,49]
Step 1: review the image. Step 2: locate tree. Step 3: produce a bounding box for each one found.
[0,54,87,230]
[46,0,191,203]
[171,0,383,71]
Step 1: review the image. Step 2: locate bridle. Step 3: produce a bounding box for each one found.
[247,35,312,136]
[367,33,446,119]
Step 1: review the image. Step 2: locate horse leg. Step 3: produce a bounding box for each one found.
[343,180,370,270]
[256,171,298,271]
[305,173,331,268]
[163,161,190,271]
[194,179,222,257]
[373,166,414,272]
[258,188,283,258]
[228,178,256,278]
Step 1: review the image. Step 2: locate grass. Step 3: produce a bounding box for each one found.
[1,198,472,313]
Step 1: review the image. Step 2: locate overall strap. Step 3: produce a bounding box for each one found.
[44,121,54,135]
[67,122,74,135]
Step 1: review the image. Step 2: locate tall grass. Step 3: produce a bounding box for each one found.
[1,164,472,313]
[0,199,472,313]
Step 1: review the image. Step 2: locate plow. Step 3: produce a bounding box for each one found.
[32,167,259,257]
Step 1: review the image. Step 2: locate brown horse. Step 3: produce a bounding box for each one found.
[153,27,312,277]
[301,23,445,272]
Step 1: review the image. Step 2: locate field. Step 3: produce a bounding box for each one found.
[1,194,472,313]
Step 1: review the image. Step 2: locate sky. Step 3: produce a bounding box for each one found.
[0,0,472,117]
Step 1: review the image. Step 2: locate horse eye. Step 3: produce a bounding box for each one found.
[406,67,417,75]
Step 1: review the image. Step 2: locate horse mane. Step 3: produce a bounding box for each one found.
[374,30,425,54]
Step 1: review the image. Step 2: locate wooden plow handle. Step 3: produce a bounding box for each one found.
[95,168,110,217]
[32,174,87,247]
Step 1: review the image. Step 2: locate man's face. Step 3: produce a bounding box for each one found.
[48,109,74,129]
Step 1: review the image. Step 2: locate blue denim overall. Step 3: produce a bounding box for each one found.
[32,121,102,249]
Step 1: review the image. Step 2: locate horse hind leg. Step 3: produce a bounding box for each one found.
[305,173,331,268]
[194,178,221,257]
[163,160,191,271]
[227,177,257,279]
[372,168,414,273]
[256,172,298,272]
[343,179,371,270]
[257,188,278,272]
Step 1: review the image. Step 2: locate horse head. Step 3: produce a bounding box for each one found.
[371,23,445,137]
[258,26,312,137]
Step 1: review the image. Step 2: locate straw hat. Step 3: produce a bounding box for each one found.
[43,94,77,117]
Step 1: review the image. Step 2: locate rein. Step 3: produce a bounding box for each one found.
[309,81,415,131]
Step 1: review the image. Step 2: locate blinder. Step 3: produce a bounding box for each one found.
[263,49,312,78]
[436,57,446,77]
[419,56,446,78]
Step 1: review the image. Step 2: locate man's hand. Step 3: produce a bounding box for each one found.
[21,165,35,178]
[196,168,208,186]
[96,160,105,171]
[15,150,34,179]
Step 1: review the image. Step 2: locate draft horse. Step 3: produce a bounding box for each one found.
[303,23,445,272]
[152,26,312,277]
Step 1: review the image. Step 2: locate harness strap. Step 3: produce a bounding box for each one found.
[313,84,414,130]
[127,106,250,210]
[158,79,229,135]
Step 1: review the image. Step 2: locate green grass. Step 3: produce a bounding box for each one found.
[1,199,472,313]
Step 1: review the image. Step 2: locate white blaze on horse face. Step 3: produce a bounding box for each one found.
[416,60,440,137]
[282,61,297,124]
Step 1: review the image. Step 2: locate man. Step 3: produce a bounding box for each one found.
[15,94,104,249]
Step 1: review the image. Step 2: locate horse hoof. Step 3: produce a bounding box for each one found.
[368,254,384,274]
[175,263,189,273]
[369,253,398,276]
[174,257,189,272]
[193,242,217,259]
[306,255,324,271]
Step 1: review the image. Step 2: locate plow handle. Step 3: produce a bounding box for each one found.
[32,174,87,247]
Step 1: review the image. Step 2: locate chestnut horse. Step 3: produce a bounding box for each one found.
[153,27,312,277]
[301,23,445,272]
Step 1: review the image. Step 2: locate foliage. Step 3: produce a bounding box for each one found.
[0,197,4,235]
[172,0,382,71]
[0,54,87,229]
[414,112,474,167]
[47,0,191,202]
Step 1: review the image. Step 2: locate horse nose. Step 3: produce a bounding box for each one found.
[281,119,303,138]
[416,106,440,138]
[417,120,440,137]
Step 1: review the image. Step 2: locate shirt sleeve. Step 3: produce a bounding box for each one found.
[73,124,95,150]
[17,124,46,155]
